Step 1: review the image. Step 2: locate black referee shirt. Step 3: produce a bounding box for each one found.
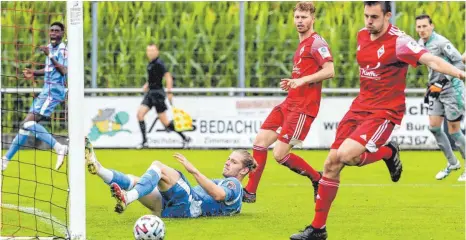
[147,57,168,90]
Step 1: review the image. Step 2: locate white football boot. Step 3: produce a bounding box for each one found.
[435,161,461,180]
[458,172,466,182]
[2,156,9,171]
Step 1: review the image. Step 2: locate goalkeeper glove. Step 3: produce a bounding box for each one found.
[428,81,445,99]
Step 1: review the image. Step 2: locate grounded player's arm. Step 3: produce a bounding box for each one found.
[164,72,174,104]
[173,153,226,201]
[419,53,466,80]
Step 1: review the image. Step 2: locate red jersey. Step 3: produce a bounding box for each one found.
[284,32,333,117]
[351,24,428,124]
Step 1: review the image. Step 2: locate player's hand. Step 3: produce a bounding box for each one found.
[428,82,443,99]
[284,78,305,89]
[39,46,50,56]
[280,79,290,91]
[142,84,149,93]
[167,93,173,106]
[22,68,34,80]
[458,71,466,81]
[173,153,198,174]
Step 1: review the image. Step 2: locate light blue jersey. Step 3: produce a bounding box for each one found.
[160,173,243,218]
[192,177,243,217]
[30,42,68,117]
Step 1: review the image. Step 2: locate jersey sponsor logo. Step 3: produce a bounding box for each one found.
[318,46,331,59]
[359,62,381,79]
[226,181,236,190]
[407,41,423,54]
[299,46,305,56]
[377,45,385,59]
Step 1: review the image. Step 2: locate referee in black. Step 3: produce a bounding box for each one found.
[137,43,190,149]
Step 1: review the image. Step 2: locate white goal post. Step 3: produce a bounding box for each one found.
[67,1,86,240]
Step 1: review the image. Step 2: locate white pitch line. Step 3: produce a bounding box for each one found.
[269,183,464,187]
[1,204,68,238]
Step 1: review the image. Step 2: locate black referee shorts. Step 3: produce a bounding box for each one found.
[141,90,168,113]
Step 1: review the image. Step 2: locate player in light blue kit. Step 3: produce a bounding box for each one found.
[2,22,68,171]
[85,137,257,218]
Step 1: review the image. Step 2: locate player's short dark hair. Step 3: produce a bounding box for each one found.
[293,1,316,15]
[50,22,65,31]
[415,14,433,24]
[148,42,158,47]
[235,150,258,173]
[364,1,392,14]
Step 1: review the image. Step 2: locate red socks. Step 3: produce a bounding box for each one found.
[312,177,340,229]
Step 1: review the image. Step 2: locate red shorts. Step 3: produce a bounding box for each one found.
[331,111,395,152]
[261,104,314,146]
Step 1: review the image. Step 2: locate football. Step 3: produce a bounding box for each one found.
[133,215,165,240]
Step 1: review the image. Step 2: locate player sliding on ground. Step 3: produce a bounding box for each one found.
[85,137,257,218]
[289,2,466,239]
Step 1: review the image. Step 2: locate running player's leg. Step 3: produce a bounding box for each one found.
[243,105,282,202]
[442,79,465,181]
[3,95,66,170]
[273,111,320,181]
[444,79,465,159]
[137,93,152,148]
[338,117,400,182]
[429,93,459,171]
[290,110,359,240]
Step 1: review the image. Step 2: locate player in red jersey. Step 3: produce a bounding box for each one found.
[242,1,335,203]
[290,2,466,240]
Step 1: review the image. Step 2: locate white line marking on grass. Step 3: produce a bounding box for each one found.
[1,204,68,237]
[269,183,464,187]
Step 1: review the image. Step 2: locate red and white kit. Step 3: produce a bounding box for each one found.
[332,24,428,152]
[262,32,333,145]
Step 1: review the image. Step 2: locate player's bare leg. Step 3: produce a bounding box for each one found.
[429,116,460,179]
[274,141,322,202]
[158,111,191,148]
[138,187,163,217]
[243,129,278,203]
[136,104,151,149]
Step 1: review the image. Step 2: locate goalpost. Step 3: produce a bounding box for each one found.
[0,1,86,239]
[66,1,86,240]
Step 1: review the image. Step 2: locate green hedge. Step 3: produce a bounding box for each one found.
[1,1,464,90]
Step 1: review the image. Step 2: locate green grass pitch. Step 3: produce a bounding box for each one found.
[1,149,464,239]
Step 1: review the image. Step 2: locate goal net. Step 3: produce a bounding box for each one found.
[1,1,85,239]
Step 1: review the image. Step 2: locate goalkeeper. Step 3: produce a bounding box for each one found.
[2,22,68,171]
[85,137,257,218]
[415,14,465,181]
